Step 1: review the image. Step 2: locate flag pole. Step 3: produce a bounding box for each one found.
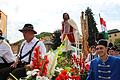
[99,13,102,27]
[99,13,104,32]
[99,13,101,19]
[99,13,104,39]
[99,13,108,39]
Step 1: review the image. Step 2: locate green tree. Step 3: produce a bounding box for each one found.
[51,30,62,50]
[85,7,99,47]
[114,38,120,50]
[35,32,52,39]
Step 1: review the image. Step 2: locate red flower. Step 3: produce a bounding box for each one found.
[80,68,84,74]
[85,64,90,71]
[55,76,61,80]
[61,70,67,75]
[39,62,42,66]
[70,68,74,72]
[56,70,69,80]
[31,46,49,76]
[73,54,76,60]
[70,75,75,79]
[76,76,81,80]
[64,75,69,79]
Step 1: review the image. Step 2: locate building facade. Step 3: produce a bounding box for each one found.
[0,10,7,38]
[108,29,120,44]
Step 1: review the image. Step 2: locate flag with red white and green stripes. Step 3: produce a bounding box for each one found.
[100,17,108,39]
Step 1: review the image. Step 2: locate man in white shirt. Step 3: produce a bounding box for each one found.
[0,29,15,80]
[9,24,46,79]
[0,39,15,67]
[85,45,98,64]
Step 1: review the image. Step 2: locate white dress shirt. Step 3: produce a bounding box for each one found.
[85,52,97,63]
[0,40,15,63]
[18,37,46,63]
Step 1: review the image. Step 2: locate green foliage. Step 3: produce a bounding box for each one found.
[81,71,88,80]
[114,38,120,49]
[51,30,62,50]
[102,31,109,39]
[56,51,72,69]
[35,32,52,39]
[85,7,99,47]
[12,32,52,45]
[54,50,88,80]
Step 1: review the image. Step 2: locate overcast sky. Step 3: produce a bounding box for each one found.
[0,0,120,43]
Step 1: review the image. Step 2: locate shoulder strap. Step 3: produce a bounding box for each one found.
[28,41,39,63]
[20,41,39,62]
[19,43,25,62]
[90,53,93,60]
[1,57,8,63]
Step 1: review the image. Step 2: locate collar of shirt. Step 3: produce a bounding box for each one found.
[92,52,96,55]
[98,55,109,63]
[24,37,39,45]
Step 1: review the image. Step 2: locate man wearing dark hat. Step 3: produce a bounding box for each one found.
[108,47,116,56]
[9,24,46,79]
[87,39,120,80]
[85,45,98,63]
[115,49,120,57]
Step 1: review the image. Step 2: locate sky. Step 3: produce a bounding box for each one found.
[0,0,120,43]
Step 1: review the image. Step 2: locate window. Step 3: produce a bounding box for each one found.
[109,35,111,37]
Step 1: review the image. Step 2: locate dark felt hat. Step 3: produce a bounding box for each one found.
[90,45,96,49]
[96,39,108,47]
[108,47,116,51]
[116,49,120,52]
[19,24,37,34]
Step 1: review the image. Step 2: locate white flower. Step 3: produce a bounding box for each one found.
[26,69,40,79]
[31,69,39,76]
[55,67,64,72]
[27,71,32,76]
[36,76,49,80]
[33,69,39,72]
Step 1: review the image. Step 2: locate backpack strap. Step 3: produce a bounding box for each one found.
[19,41,39,63]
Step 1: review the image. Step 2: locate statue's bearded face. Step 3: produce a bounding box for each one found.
[63,13,69,20]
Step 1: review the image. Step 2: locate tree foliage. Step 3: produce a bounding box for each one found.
[114,38,120,50]
[11,32,52,45]
[35,32,52,39]
[85,7,99,47]
[51,30,62,50]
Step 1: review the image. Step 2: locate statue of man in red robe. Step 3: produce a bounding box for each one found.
[61,13,79,44]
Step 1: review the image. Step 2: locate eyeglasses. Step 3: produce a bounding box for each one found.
[96,47,104,50]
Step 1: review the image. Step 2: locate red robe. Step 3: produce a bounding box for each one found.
[61,21,75,43]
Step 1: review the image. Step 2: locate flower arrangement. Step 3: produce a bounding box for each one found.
[25,43,90,80]
[53,50,89,80]
[26,46,49,80]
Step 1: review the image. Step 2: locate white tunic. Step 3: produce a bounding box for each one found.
[0,40,15,63]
